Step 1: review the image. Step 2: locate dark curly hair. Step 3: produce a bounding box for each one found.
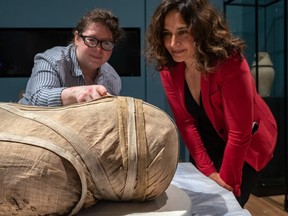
[73,8,124,43]
[145,0,246,73]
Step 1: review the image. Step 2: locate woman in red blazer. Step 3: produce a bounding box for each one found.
[146,0,277,207]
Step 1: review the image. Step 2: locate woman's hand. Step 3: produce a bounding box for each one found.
[209,172,233,192]
[61,85,110,106]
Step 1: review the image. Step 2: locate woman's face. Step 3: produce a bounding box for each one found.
[163,10,195,65]
[75,22,114,73]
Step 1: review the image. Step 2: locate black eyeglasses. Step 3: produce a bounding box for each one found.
[80,35,115,51]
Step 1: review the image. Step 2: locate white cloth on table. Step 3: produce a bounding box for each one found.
[171,162,252,216]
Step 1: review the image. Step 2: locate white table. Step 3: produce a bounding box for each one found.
[171,162,252,216]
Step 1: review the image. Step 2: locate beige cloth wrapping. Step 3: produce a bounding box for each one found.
[0,96,179,216]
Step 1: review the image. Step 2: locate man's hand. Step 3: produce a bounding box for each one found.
[61,85,110,106]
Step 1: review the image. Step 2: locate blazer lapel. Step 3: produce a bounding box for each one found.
[201,74,217,129]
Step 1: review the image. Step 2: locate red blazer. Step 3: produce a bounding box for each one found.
[160,55,277,196]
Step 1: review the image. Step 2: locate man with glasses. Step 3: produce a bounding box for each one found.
[19,8,124,106]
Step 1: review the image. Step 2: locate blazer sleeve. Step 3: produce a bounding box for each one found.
[217,56,254,196]
[160,68,217,176]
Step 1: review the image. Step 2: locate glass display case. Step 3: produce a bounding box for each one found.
[224,0,287,211]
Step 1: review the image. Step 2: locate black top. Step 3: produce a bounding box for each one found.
[184,81,225,170]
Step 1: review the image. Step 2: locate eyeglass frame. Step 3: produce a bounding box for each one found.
[79,34,115,51]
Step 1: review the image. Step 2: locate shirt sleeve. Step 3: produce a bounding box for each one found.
[20,53,65,107]
[19,47,121,107]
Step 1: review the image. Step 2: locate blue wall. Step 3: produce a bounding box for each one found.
[0,0,220,162]
[0,0,149,103]
[0,0,220,104]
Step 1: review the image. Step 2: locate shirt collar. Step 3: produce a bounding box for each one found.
[70,44,83,77]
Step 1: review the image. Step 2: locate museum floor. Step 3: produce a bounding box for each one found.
[245,194,288,216]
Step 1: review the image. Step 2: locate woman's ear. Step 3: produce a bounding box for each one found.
[74,31,80,45]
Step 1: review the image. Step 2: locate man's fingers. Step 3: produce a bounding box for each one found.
[96,85,108,96]
[76,85,109,103]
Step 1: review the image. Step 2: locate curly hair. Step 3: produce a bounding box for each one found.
[73,8,124,43]
[145,0,246,73]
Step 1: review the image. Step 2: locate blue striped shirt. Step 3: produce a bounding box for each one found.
[18,44,121,106]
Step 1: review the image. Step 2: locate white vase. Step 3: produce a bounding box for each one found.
[251,52,275,97]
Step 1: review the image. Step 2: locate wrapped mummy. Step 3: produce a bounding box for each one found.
[0,96,179,216]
